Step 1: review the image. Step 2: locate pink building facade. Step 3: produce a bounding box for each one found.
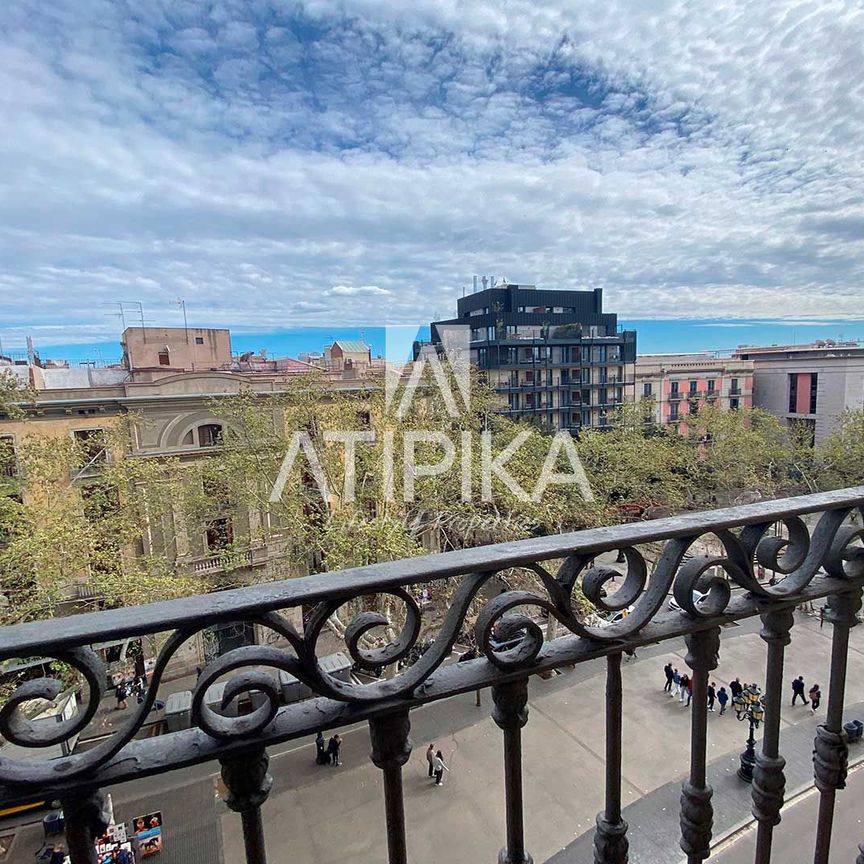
[634,354,754,429]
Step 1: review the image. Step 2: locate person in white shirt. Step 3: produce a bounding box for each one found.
[433,750,449,786]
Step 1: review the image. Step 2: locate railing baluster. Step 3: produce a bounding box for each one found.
[220,748,273,864]
[812,589,862,864]
[492,678,532,864]
[752,608,794,863]
[369,711,413,864]
[593,652,628,864]
[61,789,109,864]
[679,627,720,864]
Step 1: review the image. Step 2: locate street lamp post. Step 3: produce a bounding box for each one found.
[733,684,765,783]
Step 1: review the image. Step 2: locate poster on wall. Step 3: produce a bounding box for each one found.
[132,812,163,857]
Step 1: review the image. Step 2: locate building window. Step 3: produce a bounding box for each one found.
[671,381,679,398]
[158,350,170,366]
[810,373,818,415]
[73,429,107,466]
[689,399,699,416]
[730,398,739,410]
[707,379,716,393]
[206,517,234,553]
[643,382,653,397]
[0,436,16,478]
[195,336,205,344]
[689,380,697,395]
[788,374,798,413]
[197,424,223,447]
[669,403,679,421]
[730,378,740,395]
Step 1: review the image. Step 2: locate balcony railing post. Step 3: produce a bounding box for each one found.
[369,710,413,864]
[220,748,273,864]
[680,626,720,864]
[492,678,532,864]
[61,788,109,864]
[752,608,794,863]
[812,588,862,864]
[593,651,628,864]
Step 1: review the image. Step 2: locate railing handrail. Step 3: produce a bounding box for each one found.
[1,486,862,657]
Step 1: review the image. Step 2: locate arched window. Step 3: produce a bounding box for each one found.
[197,424,223,447]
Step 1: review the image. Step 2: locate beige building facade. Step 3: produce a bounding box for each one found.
[734,341,864,443]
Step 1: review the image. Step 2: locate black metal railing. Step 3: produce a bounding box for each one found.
[1,488,864,864]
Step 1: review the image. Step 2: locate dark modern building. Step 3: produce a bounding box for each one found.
[426,282,637,432]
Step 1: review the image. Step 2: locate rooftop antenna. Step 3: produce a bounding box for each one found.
[121,301,145,328]
[177,298,189,342]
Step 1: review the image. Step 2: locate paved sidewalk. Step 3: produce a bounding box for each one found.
[215,608,864,864]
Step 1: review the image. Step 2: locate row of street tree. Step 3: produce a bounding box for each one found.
[1,367,862,631]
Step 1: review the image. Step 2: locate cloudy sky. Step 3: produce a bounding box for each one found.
[1,0,863,347]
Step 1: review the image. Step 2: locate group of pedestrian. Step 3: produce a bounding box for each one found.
[663,664,823,717]
[315,731,343,766]
[663,663,730,714]
[791,675,822,712]
[114,675,147,710]
[310,732,450,787]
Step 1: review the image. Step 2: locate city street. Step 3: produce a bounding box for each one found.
[4,606,863,864]
[209,608,864,864]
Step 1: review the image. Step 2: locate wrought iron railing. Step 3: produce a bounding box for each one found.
[1,487,864,864]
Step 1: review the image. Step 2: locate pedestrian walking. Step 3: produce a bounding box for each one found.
[791,676,809,706]
[679,673,690,704]
[672,668,681,698]
[809,684,822,713]
[115,680,128,710]
[707,682,716,712]
[432,750,449,787]
[315,731,328,765]
[717,686,729,715]
[729,677,743,699]
[686,676,693,707]
[327,733,342,766]
[426,743,435,778]
[663,663,674,692]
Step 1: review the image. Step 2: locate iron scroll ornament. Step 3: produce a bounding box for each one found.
[0,505,862,785]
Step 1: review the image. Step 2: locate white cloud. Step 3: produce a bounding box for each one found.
[325,285,392,297]
[0,0,863,351]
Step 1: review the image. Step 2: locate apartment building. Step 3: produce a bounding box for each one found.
[1,327,371,671]
[734,341,864,442]
[427,283,637,431]
[634,353,754,426]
